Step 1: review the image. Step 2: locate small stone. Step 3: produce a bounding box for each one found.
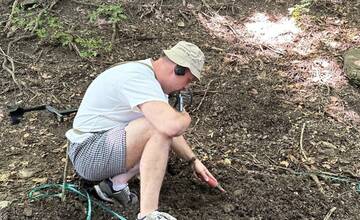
[233,189,243,197]
[223,203,235,213]
[177,21,185,27]
[18,169,35,179]
[0,201,10,209]
[24,207,33,217]
[32,177,48,183]
[223,158,232,165]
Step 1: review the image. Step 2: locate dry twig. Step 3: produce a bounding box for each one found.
[300,122,309,161]
[179,10,190,23]
[4,0,19,32]
[192,79,215,112]
[299,122,325,195]
[323,207,336,220]
[111,23,117,43]
[61,142,70,202]
[0,46,22,91]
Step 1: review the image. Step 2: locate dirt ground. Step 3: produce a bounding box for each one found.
[1,0,360,219]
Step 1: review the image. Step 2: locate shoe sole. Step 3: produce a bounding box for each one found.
[94,185,114,203]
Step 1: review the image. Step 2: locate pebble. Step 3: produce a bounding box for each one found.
[18,169,35,179]
[24,207,33,217]
[234,189,243,197]
[0,201,10,209]
[222,203,235,213]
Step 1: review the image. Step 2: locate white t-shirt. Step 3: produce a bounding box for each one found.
[65,59,168,143]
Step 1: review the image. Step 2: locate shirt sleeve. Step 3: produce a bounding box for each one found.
[121,73,168,111]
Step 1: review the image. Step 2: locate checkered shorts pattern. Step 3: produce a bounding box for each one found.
[68,126,127,181]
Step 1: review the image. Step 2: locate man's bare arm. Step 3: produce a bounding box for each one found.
[139,101,191,137]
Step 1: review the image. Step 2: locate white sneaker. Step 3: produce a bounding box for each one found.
[137,211,177,220]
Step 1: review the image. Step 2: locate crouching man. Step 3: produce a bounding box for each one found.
[65,41,216,220]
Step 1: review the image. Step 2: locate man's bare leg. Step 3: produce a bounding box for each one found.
[110,163,139,185]
[138,132,171,216]
[110,117,171,217]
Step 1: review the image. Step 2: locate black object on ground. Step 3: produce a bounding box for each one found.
[8,104,77,124]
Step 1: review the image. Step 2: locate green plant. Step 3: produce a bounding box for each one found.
[290,0,313,21]
[89,4,127,24]
[10,4,119,58]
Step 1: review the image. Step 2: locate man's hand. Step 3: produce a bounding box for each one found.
[192,159,216,183]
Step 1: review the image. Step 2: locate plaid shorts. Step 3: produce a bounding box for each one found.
[68,126,127,181]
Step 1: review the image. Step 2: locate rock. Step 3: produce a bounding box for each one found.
[177,21,185,27]
[234,189,243,197]
[0,201,10,209]
[222,203,235,213]
[223,158,232,165]
[344,47,360,86]
[24,207,33,217]
[0,173,10,182]
[18,169,35,179]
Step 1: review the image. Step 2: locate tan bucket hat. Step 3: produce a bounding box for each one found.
[163,41,205,81]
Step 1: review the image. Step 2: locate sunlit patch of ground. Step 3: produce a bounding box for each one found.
[198,7,360,127]
[198,10,359,85]
[325,96,360,126]
[244,13,300,46]
[288,57,347,88]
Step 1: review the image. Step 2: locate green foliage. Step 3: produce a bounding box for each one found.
[10,3,124,58]
[89,4,127,24]
[290,0,313,21]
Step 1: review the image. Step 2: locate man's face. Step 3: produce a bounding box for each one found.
[164,65,194,94]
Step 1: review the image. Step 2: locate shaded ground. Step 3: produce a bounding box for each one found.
[1,0,360,219]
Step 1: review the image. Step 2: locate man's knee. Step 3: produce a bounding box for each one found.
[128,117,171,138]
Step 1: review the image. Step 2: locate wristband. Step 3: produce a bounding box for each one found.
[188,156,197,165]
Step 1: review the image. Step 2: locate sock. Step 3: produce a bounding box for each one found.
[109,178,128,191]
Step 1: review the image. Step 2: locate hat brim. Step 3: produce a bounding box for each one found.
[164,49,201,81]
